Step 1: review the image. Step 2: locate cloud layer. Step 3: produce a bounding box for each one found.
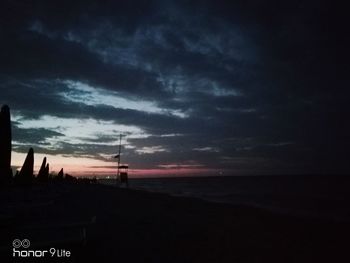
[1,0,349,175]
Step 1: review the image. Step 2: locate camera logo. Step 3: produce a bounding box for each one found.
[12,238,71,258]
[13,239,30,249]
[12,238,48,258]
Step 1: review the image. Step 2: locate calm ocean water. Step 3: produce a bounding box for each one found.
[100,175,350,222]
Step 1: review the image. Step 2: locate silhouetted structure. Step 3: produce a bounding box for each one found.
[119,165,129,186]
[17,148,34,185]
[57,168,64,180]
[0,105,12,185]
[45,163,49,179]
[0,104,81,186]
[37,157,49,182]
[115,134,129,187]
[9,168,13,180]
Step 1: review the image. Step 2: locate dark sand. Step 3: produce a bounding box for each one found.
[1,183,349,263]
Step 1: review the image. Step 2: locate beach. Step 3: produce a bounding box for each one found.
[1,181,349,263]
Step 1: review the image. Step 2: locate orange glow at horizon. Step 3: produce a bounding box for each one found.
[11,151,115,175]
[11,151,220,178]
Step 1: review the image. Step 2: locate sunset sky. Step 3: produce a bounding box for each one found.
[0,1,348,177]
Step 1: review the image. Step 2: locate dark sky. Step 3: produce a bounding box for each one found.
[0,0,349,176]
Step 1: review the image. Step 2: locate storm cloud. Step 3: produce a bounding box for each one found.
[1,0,349,175]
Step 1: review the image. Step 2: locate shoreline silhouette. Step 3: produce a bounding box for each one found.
[1,181,349,262]
[1,104,349,262]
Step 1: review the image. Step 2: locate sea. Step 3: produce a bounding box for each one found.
[99,175,350,222]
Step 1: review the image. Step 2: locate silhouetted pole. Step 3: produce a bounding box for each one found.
[57,168,64,180]
[37,157,47,182]
[18,148,34,185]
[45,163,49,179]
[0,105,12,184]
[116,134,122,186]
